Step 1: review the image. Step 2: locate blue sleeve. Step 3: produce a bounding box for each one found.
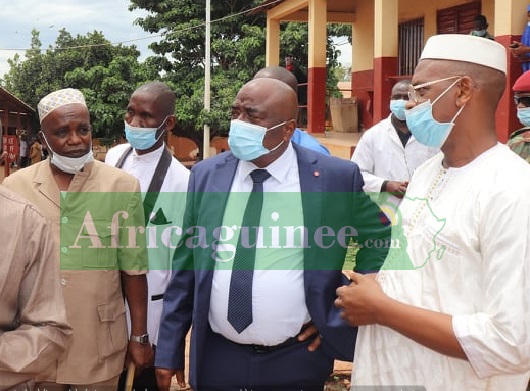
[291,128,330,155]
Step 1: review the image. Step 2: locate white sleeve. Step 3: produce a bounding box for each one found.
[452,186,530,378]
[351,131,385,192]
[104,144,129,166]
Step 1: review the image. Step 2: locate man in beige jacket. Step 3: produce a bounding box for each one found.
[3,88,151,390]
[0,185,71,390]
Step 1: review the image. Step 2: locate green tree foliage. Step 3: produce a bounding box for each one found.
[129,0,352,147]
[280,22,352,97]
[3,30,47,110]
[1,4,352,147]
[2,29,158,142]
[129,0,267,147]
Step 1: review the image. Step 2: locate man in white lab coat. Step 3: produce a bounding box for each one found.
[351,79,439,215]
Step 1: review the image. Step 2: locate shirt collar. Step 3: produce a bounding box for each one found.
[131,143,165,161]
[239,142,295,184]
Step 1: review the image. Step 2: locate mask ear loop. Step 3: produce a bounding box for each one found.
[264,121,288,153]
[149,115,171,145]
[268,139,285,154]
[449,104,466,124]
[430,78,466,125]
[265,121,287,132]
[431,78,462,106]
[39,132,55,156]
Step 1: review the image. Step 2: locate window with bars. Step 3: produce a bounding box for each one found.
[399,18,424,76]
[398,1,481,76]
[437,1,481,34]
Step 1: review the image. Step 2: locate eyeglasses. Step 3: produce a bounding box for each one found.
[407,76,462,103]
[514,95,530,107]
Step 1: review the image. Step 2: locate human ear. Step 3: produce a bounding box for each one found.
[455,76,474,106]
[283,119,296,141]
[38,131,47,147]
[165,115,176,132]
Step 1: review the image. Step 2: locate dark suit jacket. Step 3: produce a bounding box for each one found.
[155,144,390,386]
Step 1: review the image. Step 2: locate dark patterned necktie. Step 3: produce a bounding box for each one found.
[227,168,271,333]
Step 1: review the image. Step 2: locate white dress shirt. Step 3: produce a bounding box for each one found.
[105,142,190,344]
[209,142,311,345]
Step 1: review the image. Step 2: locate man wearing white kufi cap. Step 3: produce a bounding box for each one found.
[3,87,153,389]
[336,35,530,390]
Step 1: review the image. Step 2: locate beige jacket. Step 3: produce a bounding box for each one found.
[0,185,71,390]
[3,160,148,384]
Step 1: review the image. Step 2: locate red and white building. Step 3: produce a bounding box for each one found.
[259,0,529,142]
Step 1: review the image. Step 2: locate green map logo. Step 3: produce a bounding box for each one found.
[376,192,446,270]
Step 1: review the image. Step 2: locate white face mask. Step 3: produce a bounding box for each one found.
[41,133,94,174]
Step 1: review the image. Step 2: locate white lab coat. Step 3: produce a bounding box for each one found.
[351,116,439,210]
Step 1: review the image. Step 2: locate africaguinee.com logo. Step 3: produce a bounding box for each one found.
[58,191,444,271]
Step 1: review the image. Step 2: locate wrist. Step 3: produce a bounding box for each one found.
[374,295,396,327]
[130,333,150,345]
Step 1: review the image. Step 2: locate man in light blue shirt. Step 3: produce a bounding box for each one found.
[254,66,330,155]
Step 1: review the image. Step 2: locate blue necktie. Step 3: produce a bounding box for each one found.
[227,169,271,333]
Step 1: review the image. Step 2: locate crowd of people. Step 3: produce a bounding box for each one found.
[1,33,529,391]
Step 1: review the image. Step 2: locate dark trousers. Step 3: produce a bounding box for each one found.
[194,326,334,391]
[19,156,29,168]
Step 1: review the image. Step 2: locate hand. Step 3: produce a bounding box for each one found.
[335,272,389,326]
[511,41,530,57]
[156,368,186,390]
[297,322,322,352]
[384,180,408,198]
[0,151,7,164]
[125,341,154,374]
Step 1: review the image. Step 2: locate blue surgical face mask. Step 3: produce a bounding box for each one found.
[405,78,464,148]
[473,29,487,36]
[228,119,286,161]
[517,107,530,127]
[124,116,168,150]
[390,99,407,121]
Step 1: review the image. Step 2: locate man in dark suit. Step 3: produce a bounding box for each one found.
[155,78,391,391]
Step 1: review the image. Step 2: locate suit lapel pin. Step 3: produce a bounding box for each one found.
[313,170,320,177]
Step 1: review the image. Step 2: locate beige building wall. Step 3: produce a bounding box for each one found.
[375,0,398,58]
[351,0,374,72]
[495,0,528,36]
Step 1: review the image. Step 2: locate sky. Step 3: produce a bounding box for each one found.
[0,0,352,77]
[0,0,156,76]
[334,38,352,67]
